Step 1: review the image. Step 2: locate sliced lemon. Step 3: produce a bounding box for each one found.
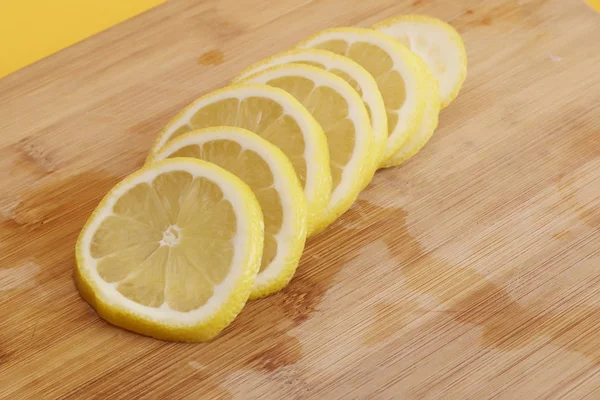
[237,63,373,235]
[75,158,264,342]
[372,15,467,108]
[233,48,387,179]
[148,127,307,299]
[149,84,331,237]
[296,27,426,165]
[381,57,441,167]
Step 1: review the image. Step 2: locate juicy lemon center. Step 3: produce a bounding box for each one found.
[314,40,406,137]
[167,97,308,190]
[90,171,237,312]
[160,225,181,247]
[164,140,284,274]
[261,74,353,191]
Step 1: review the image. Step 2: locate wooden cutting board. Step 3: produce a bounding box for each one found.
[1,0,599,398]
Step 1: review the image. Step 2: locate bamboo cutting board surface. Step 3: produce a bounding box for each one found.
[1,0,599,398]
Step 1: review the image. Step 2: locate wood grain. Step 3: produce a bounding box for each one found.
[1,0,600,398]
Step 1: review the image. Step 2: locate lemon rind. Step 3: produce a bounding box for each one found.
[381,55,441,167]
[75,158,264,342]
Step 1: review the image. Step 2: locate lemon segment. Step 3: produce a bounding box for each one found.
[233,48,387,182]
[75,158,264,342]
[381,56,440,167]
[296,27,427,165]
[237,64,373,235]
[372,15,467,108]
[149,127,307,299]
[149,84,331,237]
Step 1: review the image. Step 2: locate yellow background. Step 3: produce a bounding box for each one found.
[0,0,165,79]
[587,0,600,12]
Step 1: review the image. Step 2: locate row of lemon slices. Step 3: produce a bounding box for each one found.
[75,15,467,342]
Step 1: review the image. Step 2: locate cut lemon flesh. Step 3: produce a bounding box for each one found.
[381,57,440,167]
[237,64,373,235]
[296,27,426,164]
[149,127,307,299]
[150,84,331,237]
[372,15,467,108]
[233,48,387,181]
[75,158,264,342]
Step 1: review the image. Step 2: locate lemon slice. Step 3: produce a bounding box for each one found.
[75,158,264,342]
[237,63,373,235]
[381,57,441,167]
[150,84,331,237]
[372,15,467,108]
[296,27,426,164]
[233,48,387,179]
[148,127,307,299]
